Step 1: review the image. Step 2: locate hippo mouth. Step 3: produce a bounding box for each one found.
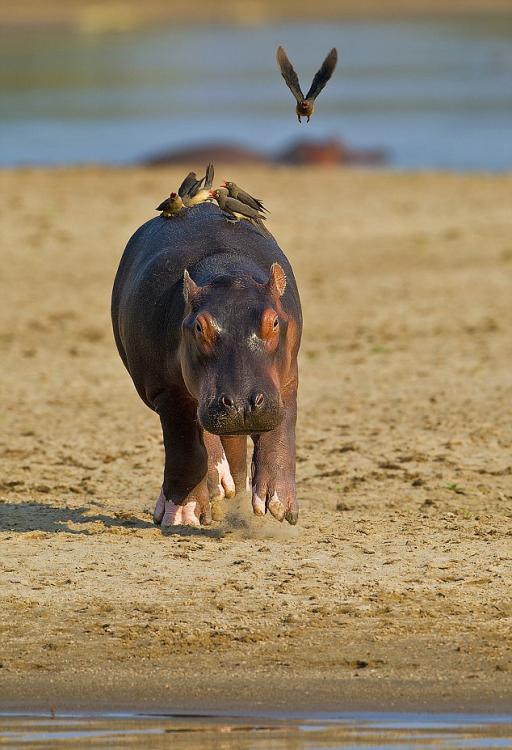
[214,426,274,436]
[198,403,284,436]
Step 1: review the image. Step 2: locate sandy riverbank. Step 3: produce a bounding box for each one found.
[0,166,511,713]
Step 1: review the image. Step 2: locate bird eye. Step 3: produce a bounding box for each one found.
[195,321,202,334]
[273,317,279,330]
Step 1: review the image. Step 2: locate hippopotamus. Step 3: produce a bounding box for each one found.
[111,202,302,528]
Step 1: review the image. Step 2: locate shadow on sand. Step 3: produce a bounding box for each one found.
[0,500,225,538]
[0,501,154,535]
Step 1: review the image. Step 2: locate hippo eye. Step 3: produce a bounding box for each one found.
[195,321,203,334]
[273,317,279,330]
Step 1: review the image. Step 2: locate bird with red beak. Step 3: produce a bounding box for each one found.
[180,163,214,207]
[277,45,338,123]
[210,188,268,234]
[156,192,184,218]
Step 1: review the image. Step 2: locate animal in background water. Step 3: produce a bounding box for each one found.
[276,45,338,122]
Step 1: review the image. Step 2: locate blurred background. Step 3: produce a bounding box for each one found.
[1,0,511,169]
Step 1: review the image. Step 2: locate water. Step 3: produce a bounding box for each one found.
[1,18,512,169]
[1,712,511,749]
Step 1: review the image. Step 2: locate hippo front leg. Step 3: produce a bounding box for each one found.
[203,433,247,521]
[203,431,236,503]
[251,390,298,525]
[153,391,210,529]
[221,436,248,494]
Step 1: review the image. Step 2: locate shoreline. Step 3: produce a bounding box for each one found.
[2,672,512,716]
[2,2,512,33]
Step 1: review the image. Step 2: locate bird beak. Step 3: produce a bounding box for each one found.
[209,190,215,198]
[220,182,226,188]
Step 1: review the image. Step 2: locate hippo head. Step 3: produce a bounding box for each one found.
[180,264,287,436]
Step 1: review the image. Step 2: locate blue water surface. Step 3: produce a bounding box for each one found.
[0,18,512,169]
[1,710,512,748]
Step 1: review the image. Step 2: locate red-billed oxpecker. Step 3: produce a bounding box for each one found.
[222,181,269,214]
[179,162,214,207]
[156,192,184,218]
[276,45,338,123]
[210,187,268,234]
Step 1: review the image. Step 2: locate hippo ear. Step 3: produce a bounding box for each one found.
[183,269,200,304]
[268,262,287,297]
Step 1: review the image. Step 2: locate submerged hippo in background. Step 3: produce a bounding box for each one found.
[111,203,302,527]
[143,137,387,167]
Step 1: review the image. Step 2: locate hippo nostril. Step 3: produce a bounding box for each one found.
[220,394,235,410]
[251,392,265,410]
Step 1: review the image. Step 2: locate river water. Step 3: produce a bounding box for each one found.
[1,711,512,749]
[1,17,511,169]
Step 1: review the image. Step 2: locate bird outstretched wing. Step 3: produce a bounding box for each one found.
[179,172,202,199]
[276,46,304,103]
[305,48,338,102]
[203,162,214,190]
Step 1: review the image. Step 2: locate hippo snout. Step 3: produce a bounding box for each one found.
[199,391,283,435]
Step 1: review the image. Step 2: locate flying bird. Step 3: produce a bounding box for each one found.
[156,192,184,218]
[179,163,215,207]
[221,181,269,214]
[276,45,338,123]
[210,188,268,233]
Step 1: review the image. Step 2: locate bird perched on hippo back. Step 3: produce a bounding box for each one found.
[277,45,338,122]
[210,188,268,234]
[179,162,214,207]
[156,192,184,218]
[178,171,202,200]
[222,181,269,214]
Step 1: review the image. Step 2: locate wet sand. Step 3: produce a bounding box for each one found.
[2,712,512,749]
[0,166,511,713]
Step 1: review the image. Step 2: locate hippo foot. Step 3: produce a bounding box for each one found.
[251,476,298,525]
[153,488,211,528]
[207,451,236,523]
[210,452,236,501]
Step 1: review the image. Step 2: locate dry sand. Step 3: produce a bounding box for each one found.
[0,166,511,714]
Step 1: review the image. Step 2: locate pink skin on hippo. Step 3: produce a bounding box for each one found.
[111,202,302,528]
